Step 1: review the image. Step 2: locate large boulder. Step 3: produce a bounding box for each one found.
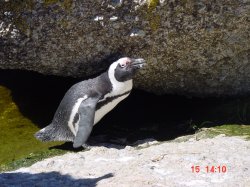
[0,0,249,96]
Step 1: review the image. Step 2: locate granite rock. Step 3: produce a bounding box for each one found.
[0,0,249,96]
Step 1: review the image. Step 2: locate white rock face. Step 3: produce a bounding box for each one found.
[0,136,250,187]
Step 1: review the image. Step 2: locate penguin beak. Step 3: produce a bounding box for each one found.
[131,58,146,69]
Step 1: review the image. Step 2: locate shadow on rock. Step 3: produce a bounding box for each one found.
[49,142,84,152]
[49,138,126,151]
[0,172,113,187]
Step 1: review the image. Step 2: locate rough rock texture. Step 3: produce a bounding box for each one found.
[0,136,250,187]
[0,0,250,96]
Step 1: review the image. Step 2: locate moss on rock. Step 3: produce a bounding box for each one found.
[0,86,64,171]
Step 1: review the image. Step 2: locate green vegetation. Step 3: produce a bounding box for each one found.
[147,0,159,10]
[0,149,66,172]
[43,0,73,10]
[44,0,59,6]
[211,124,250,139]
[62,0,73,11]
[146,0,161,31]
[0,86,64,172]
[172,124,250,143]
[185,119,250,140]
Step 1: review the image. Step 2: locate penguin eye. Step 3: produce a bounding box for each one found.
[120,63,126,68]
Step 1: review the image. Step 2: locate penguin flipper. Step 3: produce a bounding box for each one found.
[73,96,100,148]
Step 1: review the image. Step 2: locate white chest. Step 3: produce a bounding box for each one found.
[94,93,130,124]
[93,78,132,124]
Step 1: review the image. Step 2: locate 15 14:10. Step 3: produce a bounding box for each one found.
[191,165,227,173]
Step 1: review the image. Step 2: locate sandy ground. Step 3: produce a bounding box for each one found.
[0,135,250,187]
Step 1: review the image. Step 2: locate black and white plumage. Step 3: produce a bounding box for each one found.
[35,57,145,148]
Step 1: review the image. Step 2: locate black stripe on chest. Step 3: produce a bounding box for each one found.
[96,91,131,110]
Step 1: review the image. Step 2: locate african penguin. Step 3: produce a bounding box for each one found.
[35,57,146,148]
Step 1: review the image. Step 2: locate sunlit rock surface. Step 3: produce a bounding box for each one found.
[1,136,250,186]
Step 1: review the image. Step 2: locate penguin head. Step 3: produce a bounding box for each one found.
[109,57,146,82]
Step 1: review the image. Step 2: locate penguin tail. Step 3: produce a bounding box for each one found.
[34,123,74,142]
[34,124,55,142]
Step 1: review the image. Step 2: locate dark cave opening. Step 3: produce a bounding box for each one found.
[0,69,250,146]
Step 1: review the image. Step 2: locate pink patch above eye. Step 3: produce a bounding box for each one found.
[120,60,130,67]
[122,62,127,66]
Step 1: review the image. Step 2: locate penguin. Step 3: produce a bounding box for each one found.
[35,57,146,148]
